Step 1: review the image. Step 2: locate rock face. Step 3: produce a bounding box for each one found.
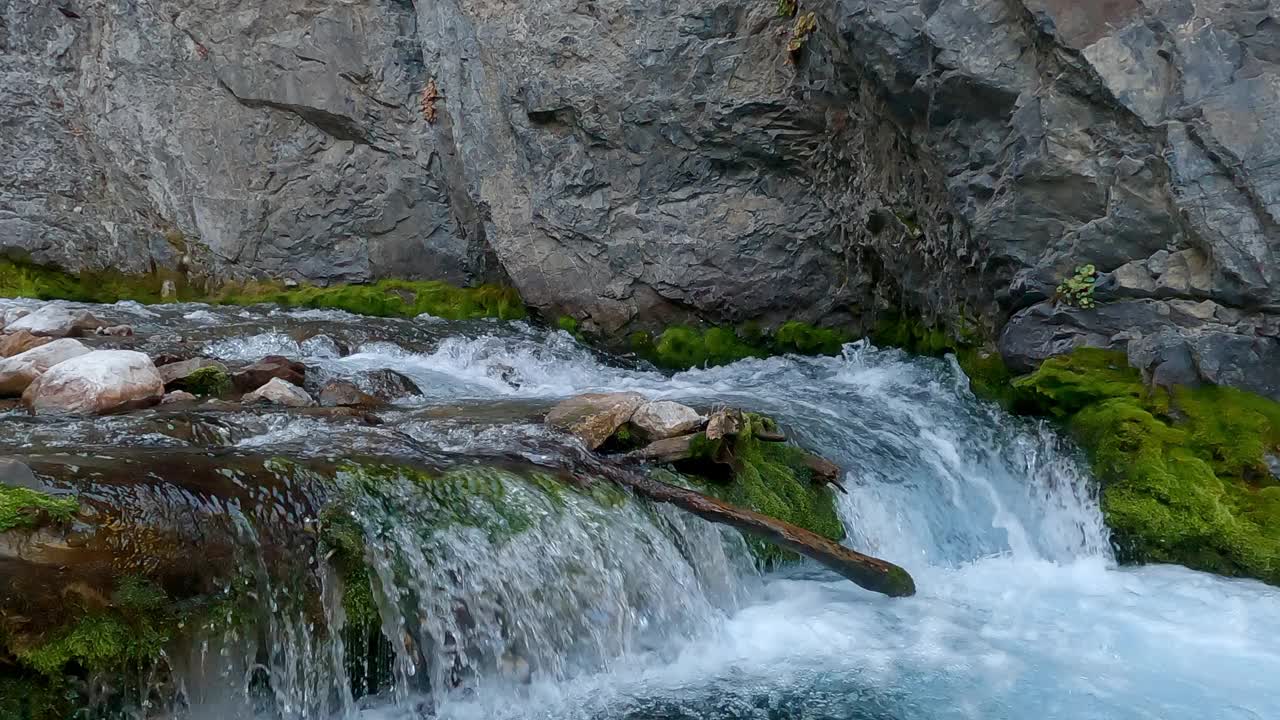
[5,1,1280,394]
[244,378,316,408]
[23,350,165,415]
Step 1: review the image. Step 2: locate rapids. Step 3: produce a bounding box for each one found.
[2,298,1278,720]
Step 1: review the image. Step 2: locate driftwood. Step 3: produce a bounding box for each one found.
[571,453,915,597]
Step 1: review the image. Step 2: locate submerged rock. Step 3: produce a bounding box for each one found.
[22,350,165,415]
[631,401,703,440]
[318,381,386,409]
[244,377,316,407]
[3,305,102,338]
[0,329,52,358]
[358,368,422,400]
[545,392,645,449]
[0,339,92,396]
[233,355,306,392]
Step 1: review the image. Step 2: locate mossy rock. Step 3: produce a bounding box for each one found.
[1014,349,1280,583]
[682,414,845,567]
[171,366,232,397]
[0,487,77,534]
[628,322,852,371]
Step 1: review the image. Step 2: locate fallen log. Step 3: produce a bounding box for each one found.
[566,451,916,598]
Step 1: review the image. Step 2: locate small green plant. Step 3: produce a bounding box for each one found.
[1057,264,1098,309]
[776,0,797,18]
[787,11,818,59]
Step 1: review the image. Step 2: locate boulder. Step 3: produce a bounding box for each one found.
[159,358,231,396]
[318,381,386,409]
[22,350,164,415]
[243,377,316,407]
[4,305,103,337]
[1,308,30,328]
[233,355,306,392]
[161,390,198,405]
[545,392,645,449]
[0,339,92,396]
[631,401,703,440]
[0,329,52,358]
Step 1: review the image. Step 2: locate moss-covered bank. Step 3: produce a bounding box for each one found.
[0,258,525,321]
[627,322,850,370]
[1010,349,1280,582]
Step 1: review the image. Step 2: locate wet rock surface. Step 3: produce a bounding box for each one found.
[5,0,1278,394]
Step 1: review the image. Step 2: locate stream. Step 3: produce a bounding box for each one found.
[2,298,1278,720]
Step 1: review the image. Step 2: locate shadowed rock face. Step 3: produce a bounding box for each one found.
[4,0,1279,394]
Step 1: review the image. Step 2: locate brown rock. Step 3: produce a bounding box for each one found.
[0,330,52,358]
[161,390,198,405]
[628,433,701,463]
[318,381,387,409]
[0,339,93,396]
[233,355,306,392]
[545,392,645,449]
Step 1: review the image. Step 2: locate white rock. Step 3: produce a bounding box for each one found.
[631,400,703,440]
[0,339,92,396]
[23,350,164,415]
[243,377,316,407]
[2,308,30,328]
[161,280,177,299]
[5,305,103,338]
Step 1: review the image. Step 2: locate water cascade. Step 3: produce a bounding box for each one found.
[1,299,1277,720]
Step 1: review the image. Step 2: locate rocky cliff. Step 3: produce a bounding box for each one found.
[2,0,1277,397]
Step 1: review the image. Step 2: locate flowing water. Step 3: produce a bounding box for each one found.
[3,299,1279,720]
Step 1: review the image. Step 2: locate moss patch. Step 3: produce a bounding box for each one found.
[0,674,72,720]
[171,366,232,397]
[0,487,77,534]
[684,415,845,567]
[0,258,525,321]
[629,322,853,370]
[1013,349,1280,582]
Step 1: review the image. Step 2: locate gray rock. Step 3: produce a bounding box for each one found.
[243,378,316,408]
[631,401,703,440]
[23,350,165,415]
[161,391,199,405]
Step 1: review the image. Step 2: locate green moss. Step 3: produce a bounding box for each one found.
[215,279,525,321]
[0,487,77,534]
[0,258,526,321]
[630,322,851,370]
[14,577,177,678]
[171,366,232,397]
[870,313,953,357]
[1014,349,1280,583]
[686,415,844,567]
[557,316,579,334]
[955,347,1017,408]
[0,675,72,720]
[772,321,846,356]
